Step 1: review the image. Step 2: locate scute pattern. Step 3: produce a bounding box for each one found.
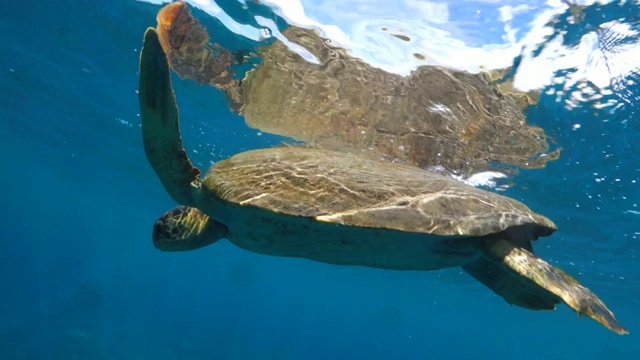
[203,147,556,236]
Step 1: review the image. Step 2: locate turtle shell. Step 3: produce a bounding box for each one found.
[203,147,556,237]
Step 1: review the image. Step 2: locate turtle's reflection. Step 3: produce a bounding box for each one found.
[156,1,560,177]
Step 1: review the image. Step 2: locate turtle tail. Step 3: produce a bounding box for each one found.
[463,236,628,335]
[139,27,202,207]
[153,206,228,251]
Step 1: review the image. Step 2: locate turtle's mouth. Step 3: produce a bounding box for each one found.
[152,217,173,249]
[152,219,195,252]
[152,206,188,251]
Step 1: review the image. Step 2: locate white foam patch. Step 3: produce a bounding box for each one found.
[515,18,640,93]
[453,171,508,188]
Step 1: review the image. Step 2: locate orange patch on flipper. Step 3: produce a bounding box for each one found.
[153,1,239,90]
[156,1,203,53]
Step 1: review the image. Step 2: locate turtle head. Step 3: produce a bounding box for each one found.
[153,206,228,252]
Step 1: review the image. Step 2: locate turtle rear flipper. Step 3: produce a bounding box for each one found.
[153,206,228,251]
[462,256,560,311]
[139,27,202,207]
[465,237,628,335]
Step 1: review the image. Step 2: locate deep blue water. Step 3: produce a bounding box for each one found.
[1,0,639,358]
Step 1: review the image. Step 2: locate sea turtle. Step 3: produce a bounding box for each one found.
[139,26,627,334]
[154,1,559,177]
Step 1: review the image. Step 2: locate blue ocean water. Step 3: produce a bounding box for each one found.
[1,0,638,359]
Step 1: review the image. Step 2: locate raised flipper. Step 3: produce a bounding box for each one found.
[139,27,202,207]
[153,206,229,251]
[156,1,245,110]
[464,237,628,335]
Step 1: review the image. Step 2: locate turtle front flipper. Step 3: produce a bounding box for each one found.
[153,206,229,251]
[139,27,202,207]
[465,237,628,335]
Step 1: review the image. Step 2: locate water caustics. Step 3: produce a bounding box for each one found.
[138,0,640,96]
[147,1,633,187]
